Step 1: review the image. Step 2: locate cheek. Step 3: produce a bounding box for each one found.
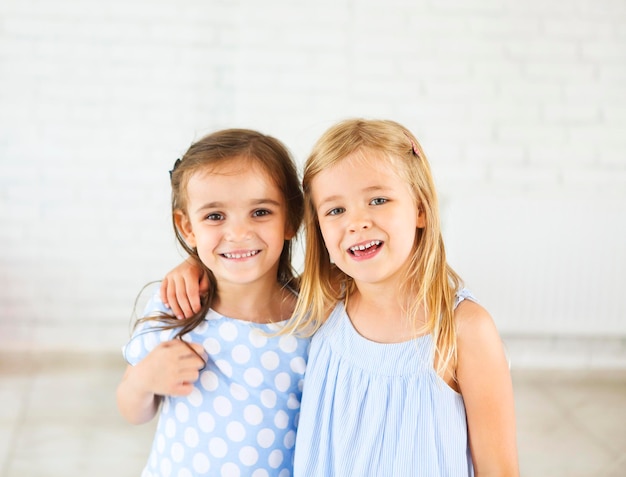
[194,243,213,266]
[403,223,420,251]
[319,226,344,263]
[194,229,217,248]
[317,221,334,245]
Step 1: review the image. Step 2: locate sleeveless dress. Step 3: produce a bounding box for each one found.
[123,290,310,477]
[293,290,475,477]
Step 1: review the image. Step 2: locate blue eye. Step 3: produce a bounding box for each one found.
[370,198,387,206]
[327,207,345,216]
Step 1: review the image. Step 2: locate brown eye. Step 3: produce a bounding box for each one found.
[252,209,271,217]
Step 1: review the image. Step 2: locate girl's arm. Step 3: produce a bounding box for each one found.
[455,300,520,476]
[160,259,209,319]
[116,340,206,425]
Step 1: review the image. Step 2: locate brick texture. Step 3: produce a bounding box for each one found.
[0,0,624,354]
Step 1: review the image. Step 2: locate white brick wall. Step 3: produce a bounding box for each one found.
[1,0,625,365]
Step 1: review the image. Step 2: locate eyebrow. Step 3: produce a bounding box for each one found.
[195,198,282,214]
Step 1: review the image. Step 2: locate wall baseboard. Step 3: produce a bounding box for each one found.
[504,335,626,370]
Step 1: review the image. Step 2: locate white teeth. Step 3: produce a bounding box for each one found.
[223,250,259,259]
[350,240,380,252]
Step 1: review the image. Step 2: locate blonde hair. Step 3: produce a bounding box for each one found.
[285,118,462,376]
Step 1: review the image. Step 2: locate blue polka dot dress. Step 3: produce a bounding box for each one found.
[293,290,475,477]
[123,290,310,477]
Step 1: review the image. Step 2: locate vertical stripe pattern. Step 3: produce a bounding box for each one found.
[294,291,475,476]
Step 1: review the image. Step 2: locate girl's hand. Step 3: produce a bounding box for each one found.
[116,340,207,425]
[160,259,209,319]
[134,340,207,397]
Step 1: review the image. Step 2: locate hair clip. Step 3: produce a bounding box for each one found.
[403,133,420,158]
[169,158,181,180]
[410,139,420,157]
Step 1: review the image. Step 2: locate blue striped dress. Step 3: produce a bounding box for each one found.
[293,291,474,476]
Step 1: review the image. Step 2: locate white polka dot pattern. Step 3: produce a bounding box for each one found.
[124,292,309,476]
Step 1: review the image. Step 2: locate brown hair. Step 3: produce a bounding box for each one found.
[137,128,304,338]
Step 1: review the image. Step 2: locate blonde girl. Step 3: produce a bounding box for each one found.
[116,129,309,477]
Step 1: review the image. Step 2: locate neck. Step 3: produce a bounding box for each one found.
[212,279,295,324]
[346,281,425,343]
[349,282,404,317]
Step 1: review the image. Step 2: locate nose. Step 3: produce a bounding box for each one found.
[225,217,252,241]
[348,209,372,233]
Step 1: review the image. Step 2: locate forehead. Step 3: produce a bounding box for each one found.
[336,148,405,173]
[313,150,404,186]
[186,158,281,197]
[196,155,268,177]
[310,150,413,203]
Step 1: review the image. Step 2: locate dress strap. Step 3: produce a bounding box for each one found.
[454,288,477,309]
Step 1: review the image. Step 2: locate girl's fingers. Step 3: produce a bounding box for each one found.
[186,342,207,357]
[165,280,185,319]
[160,260,208,319]
[186,276,202,315]
[178,368,201,384]
[175,277,195,319]
[180,342,208,368]
[159,277,171,308]
[172,381,195,397]
[199,272,210,296]
[160,276,186,319]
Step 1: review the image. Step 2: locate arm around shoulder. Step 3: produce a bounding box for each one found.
[160,258,209,319]
[455,300,520,477]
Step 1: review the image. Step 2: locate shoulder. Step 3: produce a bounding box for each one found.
[454,297,509,374]
[123,301,179,366]
[454,297,510,388]
[454,296,499,344]
[308,300,344,339]
[140,283,172,317]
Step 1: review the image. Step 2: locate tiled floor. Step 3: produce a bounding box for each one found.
[0,352,624,477]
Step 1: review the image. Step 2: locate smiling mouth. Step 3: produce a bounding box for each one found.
[221,250,260,259]
[349,240,382,256]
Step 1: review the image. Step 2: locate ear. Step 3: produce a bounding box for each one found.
[174,210,197,248]
[416,205,426,229]
[284,225,296,241]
